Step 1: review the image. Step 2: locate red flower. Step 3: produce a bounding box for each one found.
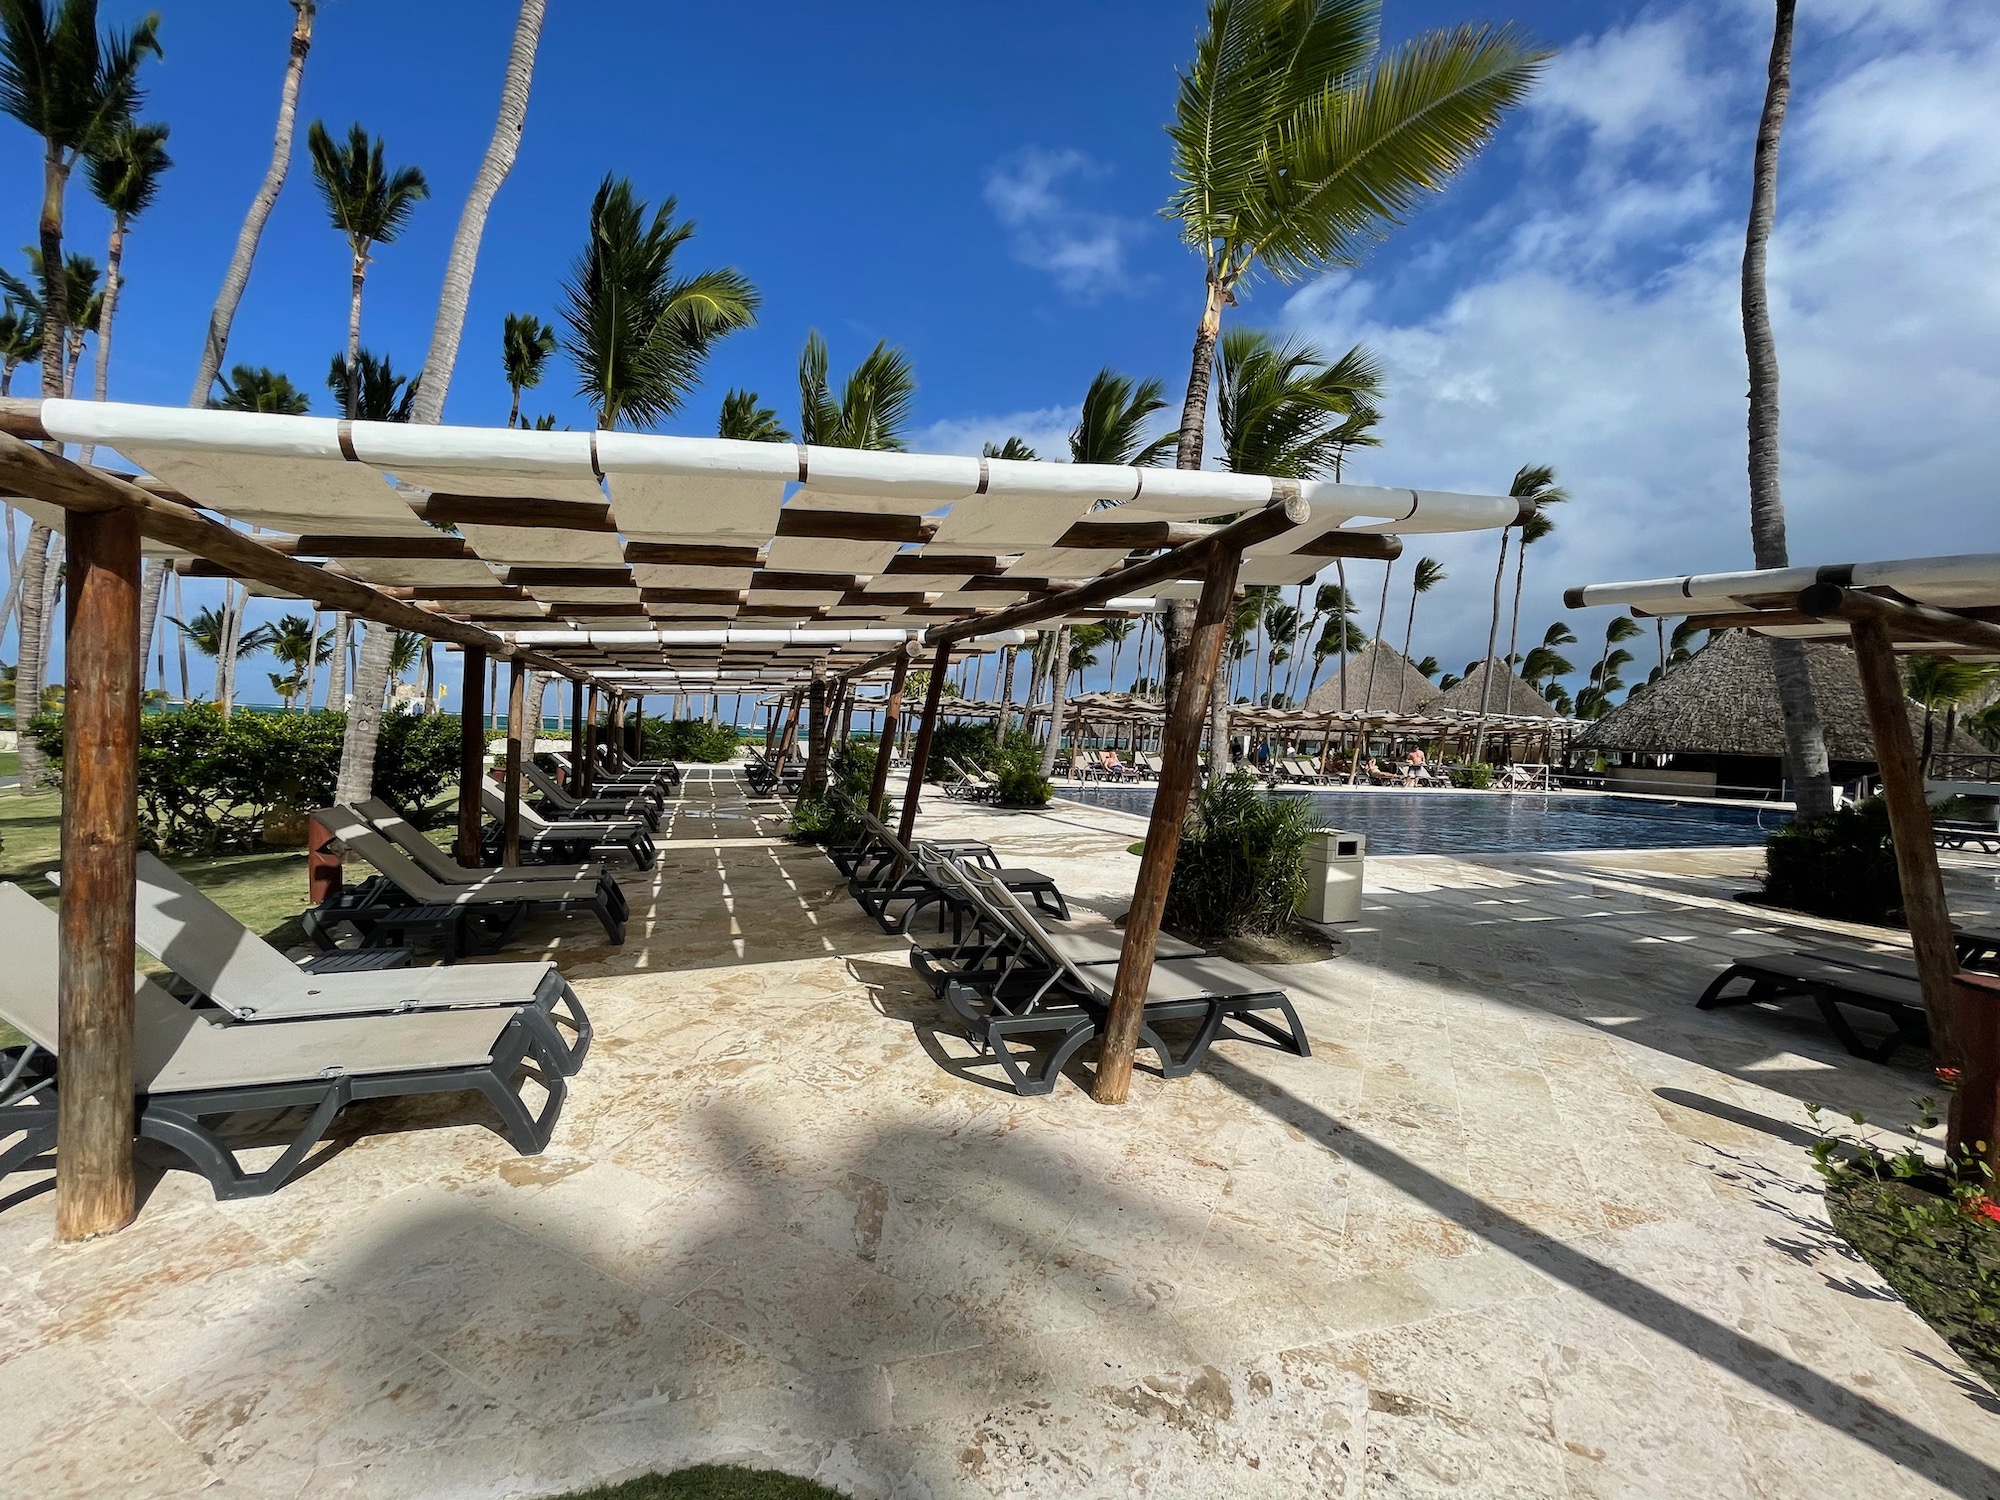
[1965,1197,2000,1225]
[1936,1066,1964,1086]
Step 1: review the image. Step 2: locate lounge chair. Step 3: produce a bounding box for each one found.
[352,798,628,924]
[480,783,656,869]
[0,884,566,1201]
[1098,751,1136,782]
[1696,950,1930,1063]
[523,759,665,822]
[846,811,1068,935]
[96,853,592,1073]
[1956,926,2000,972]
[1937,822,2000,855]
[928,861,1309,1095]
[318,804,628,945]
[595,742,684,789]
[546,751,671,802]
[825,799,1001,883]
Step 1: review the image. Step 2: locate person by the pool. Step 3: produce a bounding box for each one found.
[1404,747,1427,785]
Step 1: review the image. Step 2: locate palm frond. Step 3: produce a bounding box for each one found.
[83,116,169,220]
[210,363,307,414]
[1069,367,1173,468]
[718,388,791,442]
[307,120,429,252]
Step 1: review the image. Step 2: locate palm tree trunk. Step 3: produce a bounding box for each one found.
[1399,582,1423,712]
[76,213,129,468]
[0,505,22,648]
[191,2,315,404]
[12,524,52,790]
[1163,274,1230,720]
[36,150,70,402]
[172,570,189,701]
[1208,668,1232,775]
[216,586,241,715]
[1335,561,1350,711]
[344,254,366,418]
[327,612,349,707]
[36,536,63,689]
[1743,0,1832,817]
[136,559,166,695]
[507,384,521,429]
[1473,531,1509,757]
[1364,562,1393,710]
[1506,540,1529,684]
[409,0,546,424]
[1038,625,1071,779]
[335,623,395,803]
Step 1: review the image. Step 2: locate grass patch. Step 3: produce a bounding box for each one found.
[0,750,17,777]
[548,1467,845,1499]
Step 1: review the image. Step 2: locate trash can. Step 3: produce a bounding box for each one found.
[1301,828,1365,924]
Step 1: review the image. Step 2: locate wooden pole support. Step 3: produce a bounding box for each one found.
[868,647,911,818]
[56,504,142,1240]
[1093,535,1243,1107]
[584,686,600,792]
[457,645,487,868]
[897,641,953,848]
[568,678,585,788]
[1848,616,1961,1064]
[1801,584,2000,657]
[804,667,830,795]
[503,658,526,867]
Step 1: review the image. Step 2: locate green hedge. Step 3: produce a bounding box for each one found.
[1763,798,1903,925]
[1162,771,1316,941]
[637,717,741,764]
[990,731,1052,807]
[26,705,464,855]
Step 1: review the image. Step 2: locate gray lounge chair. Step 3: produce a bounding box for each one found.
[353,798,627,922]
[109,852,590,1073]
[520,760,663,826]
[1697,950,1930,1063]
[319,804,627,945]
[846,810,1067,934]
[480,783,657,869]
[0,884,565,1200]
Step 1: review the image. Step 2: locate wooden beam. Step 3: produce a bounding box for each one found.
[504,566,634,588]
[776,508,937,544]
[421,493,616,531]
[897,641,953,847]
[55,504,142,1239]
[928,494,1312,649]
[457,645,487,868]
[637,587,749,606]
[883,552,1013,577]
[1799,584,2000,656]
[868,647,911,817]
[749,568,861,592]
[296,534,471,560]
[1054,517,1216,550]
[0,396,52,441]
[1093,535,1243,1107]
[0,434,578,676]
[1848,616,1962,1064]
[503,659,526,866]
[622,540,764,568]
[1295,531,1405,561]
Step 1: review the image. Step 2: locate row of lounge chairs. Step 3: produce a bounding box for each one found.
[1059,750,1158,782]
[814,795,1309,1095]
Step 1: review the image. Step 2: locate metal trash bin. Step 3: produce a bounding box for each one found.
[1301,828,1365,924]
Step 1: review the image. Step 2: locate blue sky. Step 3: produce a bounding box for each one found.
[5,0,1997,704]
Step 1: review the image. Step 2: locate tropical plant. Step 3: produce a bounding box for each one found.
[0,295,37,392]
[500,310,557,428]
[325,348,418,422]
[1069,368,1174,471]
[266,611,329,711]
[169,605,275,702]
[798,330,915,451]
[191,1,314,404]
[563,174,758,429]
[1301,580,1360,703]
[1414,654,1438,680]
[0,246,97,394]
[718,388,790,442]
[209,363,308,414]
[1905,656,1996,768]
[306,119,428,418]
[1163,770,1318,941]
[1500,464,1568,692]
[1216,327,1383,482]
[1398,556,1445,709]
[81,116,169,411]
[982,436,1039,461]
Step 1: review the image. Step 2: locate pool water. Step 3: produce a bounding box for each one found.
[1060,785,1789,855]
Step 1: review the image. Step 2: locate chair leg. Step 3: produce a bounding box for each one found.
[1229,995,1313,1057]
[472,1026,567,1153]
[1696,966,1754,1009]
[141,1079,353,1201]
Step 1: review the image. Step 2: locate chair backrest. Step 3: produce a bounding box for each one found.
[313,804,453,902]
[481,780,556,830]
[960,865,1096,992]
[521,760,571,803]
[129,852,313,1012]
[354,797,473,881]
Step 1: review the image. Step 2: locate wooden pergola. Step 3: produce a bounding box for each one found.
[0,394,1523,1237]
[1567,554,2000,1162]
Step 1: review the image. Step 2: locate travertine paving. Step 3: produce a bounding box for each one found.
[4,768,1999,1498]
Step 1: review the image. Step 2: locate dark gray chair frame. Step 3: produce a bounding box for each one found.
[1697,952,1931,1063]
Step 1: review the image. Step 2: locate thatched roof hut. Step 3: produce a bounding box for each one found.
[1427,659,1559,718]
[1575,630,1983,766]
[1301,639,1437,713]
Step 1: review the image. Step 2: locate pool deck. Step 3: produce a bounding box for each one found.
[4,769,2000,1498]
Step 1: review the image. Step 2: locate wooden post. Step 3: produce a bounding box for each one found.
[897,641,952,847]
[1849,617,1961,1064]
[777,690,802,766]
[503,658,526,867]
[763,698,778,754]
[457,645,487,867]
[804,667,830,795]
[56,505,142,1240]
[610,694,627,767]
[631,695,643,759]
[568,678,585,789]
[1093,538,1242,1106]
[583,686,599,792]
[869,647,911,818]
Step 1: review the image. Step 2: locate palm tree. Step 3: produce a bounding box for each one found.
[306,120,428,419]
[265,612,328,711]
[719,388,791,442]
[191,1,314,404]
[982,436,1039,461]
[81,118,169,411]
[1741,0,1830,816]
[209,364,308,414]
[799,331,916,450]
[1262,599,1301,704]
[0,0,160,793]
[1502,466,1568,680]
[0,295,37,392]
[170,606,275,708]
[1414,654,1439,680]
[1905,657,1995,770]
[1157,0,1544,720]
[0,247,98,395]
[1397,557,1445,710]
[409,0,545,425]
[1576,616,1641,719]
[1070,368,1174,471]
[563,175,758,429]
[1476,463,1568,748]
[498,311,557,428]
[326,348,419,423]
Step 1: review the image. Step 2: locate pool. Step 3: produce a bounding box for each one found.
[1058,785,1790,855]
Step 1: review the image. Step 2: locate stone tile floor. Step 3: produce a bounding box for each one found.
[5,767,2000,1498]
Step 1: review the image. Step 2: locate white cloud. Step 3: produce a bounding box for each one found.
[984,149,1147,299]
[912,404,1078,461]
[1278,3,2000,687]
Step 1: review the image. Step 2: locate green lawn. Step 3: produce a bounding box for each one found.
[0,751,18,777]
[551,1469,845,1500]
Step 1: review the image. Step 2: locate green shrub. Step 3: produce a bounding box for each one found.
[27,705,464,855]
[990,731,1051,808]
[638,717,740,763]
[1763,798,1902,925]
[1447,762,1494,790]
[925,722,996,780]
[786,743,883,845]
[1162,771,1316,942]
